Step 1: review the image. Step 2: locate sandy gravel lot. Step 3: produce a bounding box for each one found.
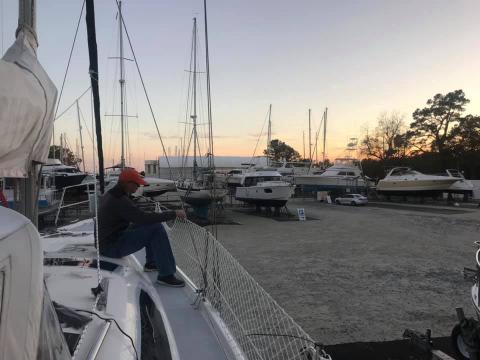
[216,199,480,345]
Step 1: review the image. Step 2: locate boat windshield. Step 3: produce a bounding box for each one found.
[228,169,243,175]
[390,168,419,176]
[244,176,281,186]
[446,169,464,178]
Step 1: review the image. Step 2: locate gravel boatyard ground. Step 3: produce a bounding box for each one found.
[216,198,480,358]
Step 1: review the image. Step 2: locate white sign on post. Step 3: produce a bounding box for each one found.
[297,208,306,221]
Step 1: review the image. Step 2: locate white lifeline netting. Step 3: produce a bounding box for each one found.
[168,220,331,360]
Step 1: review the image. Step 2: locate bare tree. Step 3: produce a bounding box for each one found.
[361,112,408,160]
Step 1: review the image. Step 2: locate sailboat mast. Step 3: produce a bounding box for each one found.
[118,0,126,169]
[60,133,64,163]
[308,108,312,161]
[303,131,305,159]
[267,104,272,166]
[76,99,86,172]
[86,0,105,193]
[323,107,327,166]
[203,0,214,169]
[192,17,198,180]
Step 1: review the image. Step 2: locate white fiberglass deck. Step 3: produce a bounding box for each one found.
[42,219,233,360]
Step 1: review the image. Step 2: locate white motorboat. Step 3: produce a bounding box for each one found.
[376,167,461,195]
[42,158,88,189]
[235,169,295,207]
[226,168,247,187]
[294,158,368,193]
[104,166,176,198]
[273,160,311,177]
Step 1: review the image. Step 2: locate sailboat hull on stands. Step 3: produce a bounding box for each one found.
[177,187,226,206]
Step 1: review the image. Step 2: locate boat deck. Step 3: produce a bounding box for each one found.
[42,220,233,360]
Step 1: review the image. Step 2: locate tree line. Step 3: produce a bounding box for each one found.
[360,90,480,179]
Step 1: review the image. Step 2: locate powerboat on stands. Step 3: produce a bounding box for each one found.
[273,160,311,177]
[294,158,368,194]
[376,167,461,196]
[235,169,295,208]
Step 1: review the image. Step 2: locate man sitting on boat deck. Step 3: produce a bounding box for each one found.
[98,168,186,287]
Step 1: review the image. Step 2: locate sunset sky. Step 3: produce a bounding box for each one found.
[3,0,480,171]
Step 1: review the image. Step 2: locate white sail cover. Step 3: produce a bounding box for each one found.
[0,32,57,178]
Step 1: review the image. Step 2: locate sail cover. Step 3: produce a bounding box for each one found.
[0,31,57,178]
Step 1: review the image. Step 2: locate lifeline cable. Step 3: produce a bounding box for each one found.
[114,0,173,179]
[53,0,85,120]
[75,309,139,360]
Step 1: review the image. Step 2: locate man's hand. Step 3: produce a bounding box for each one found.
[175,210,187,220]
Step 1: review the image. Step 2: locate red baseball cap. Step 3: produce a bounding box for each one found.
[118,168,148,186]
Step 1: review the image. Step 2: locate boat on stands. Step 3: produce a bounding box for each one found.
[273,160,311,177]
[226,164,256,187]
[176,18,226,207]
[235,169,295,208]
[376,167,461,195]
[176,178,226,206]
[294,157,368,194]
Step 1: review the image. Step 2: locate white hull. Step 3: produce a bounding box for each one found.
[235,182,294,206]
[294,175,366,188]
[137,177,177,197]
[377,179,459,192]
[177,187,227,205]
[226,176,243,186]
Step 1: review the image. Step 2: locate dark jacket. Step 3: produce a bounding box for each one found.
[98,184,176,249]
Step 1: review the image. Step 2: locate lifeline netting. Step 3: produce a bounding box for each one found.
[169,220,331,360]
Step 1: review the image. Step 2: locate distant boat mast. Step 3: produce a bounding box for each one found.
[267,103,272,166]
[323,107,327,166]
[203,0,214,169]
[118,0,126,169]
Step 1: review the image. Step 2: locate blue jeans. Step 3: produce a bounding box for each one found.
[101,223,176,277]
